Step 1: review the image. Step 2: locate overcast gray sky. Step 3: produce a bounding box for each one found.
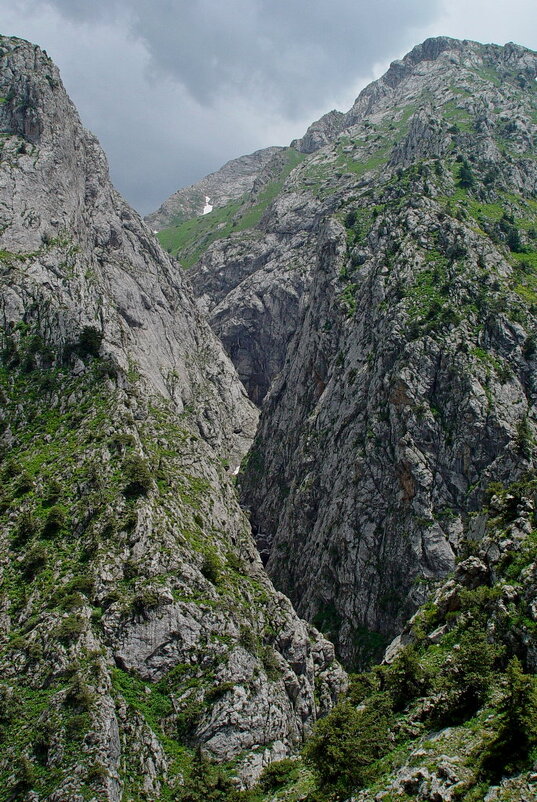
[1,0,536,215]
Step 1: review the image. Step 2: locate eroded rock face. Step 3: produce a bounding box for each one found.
[0,36,346,800]
[190,224,317,404]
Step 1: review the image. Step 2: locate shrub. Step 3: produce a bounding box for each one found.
[345,210,357,228]
[33,721,55,764]
[13,509,38,545]
[176,697,205,741]
[303,696,393,798]
[176,749,238,801]
[430,628,503,726]
[130,588,161,620]
[225,551,244,573]
[43,479,62,505]
[0,685,19,726]
[515,416,533,459]
[50,575,94,609]
[109,433,136,452]
[523,334,536,359]
[66,574,94,596]
[261,646,282,681]
[121,508,138,531]
[64,678,95,711]
[382,645,428,711]
[347,672,379,706]
[123,454,152,498]
[78,326,103,357]
[56,614,85,644]
[239,625,257,653]
[12,756,35,794]
[205,682,235,703]
[94,356,119,379]
[259,758,299,790]
[42,504,67,537]
[2,458,23,480]
[458,159,475,189]
[14,469,33,495]
[201,551,221,584]
[506,227,523,253]
[21,544,48,579]
[480,657,537,780]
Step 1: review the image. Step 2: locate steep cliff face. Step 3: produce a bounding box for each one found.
[160,37,537,668]
[155,146,309,403]
[291,108,346,153]
[0,36,346,801]
[145,146,283,230]
[238,37,537,667]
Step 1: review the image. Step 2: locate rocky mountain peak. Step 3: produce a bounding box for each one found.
[157,35,537,676]
[344,35,537,129]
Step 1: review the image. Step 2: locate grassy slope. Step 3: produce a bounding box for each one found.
[156,148,306,267]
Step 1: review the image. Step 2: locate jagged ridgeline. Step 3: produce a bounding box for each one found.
[0,36,346,801]
[151,37,537,671]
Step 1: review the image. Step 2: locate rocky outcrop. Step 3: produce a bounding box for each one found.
[189,224,317,404]
[145,145,283,229]
[291,109,346,153]
[345,477,537,801]
[0,36,346,801]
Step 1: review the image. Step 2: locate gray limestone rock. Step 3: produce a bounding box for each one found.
[0,35,346,800]
[214,38,537,666]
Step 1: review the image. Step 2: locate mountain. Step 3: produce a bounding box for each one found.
[3,29,537,802]
[160,35,537,674]
[0,35,346,801]
[145,146,283,231]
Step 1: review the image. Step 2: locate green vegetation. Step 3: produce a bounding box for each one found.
[156,197,244,265]
[480,656,537,779]
[303,697,393,799]
[122,453,153,498]
[474,65,502,87]
[0,318,290,797]
[442,100,474,132]
[157,148,306,266]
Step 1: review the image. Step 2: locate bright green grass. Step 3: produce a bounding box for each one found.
[474,66,502,87]
[511,251,537,304]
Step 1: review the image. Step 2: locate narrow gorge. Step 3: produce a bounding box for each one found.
[1,32,537,802]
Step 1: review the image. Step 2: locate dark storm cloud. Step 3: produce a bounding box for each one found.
[32,0,442,116]
[4,1,537,214]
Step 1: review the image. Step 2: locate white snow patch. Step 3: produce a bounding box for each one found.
[203,195,213,214]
